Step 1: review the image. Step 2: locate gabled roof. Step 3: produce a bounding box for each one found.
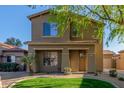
[118,50,124,53]
[28,10,49,20]
[113,54,120,57]
[0,42,27,52]
[27,9,104,25]
[103,50,115,55]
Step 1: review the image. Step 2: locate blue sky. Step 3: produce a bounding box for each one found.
[0,5,124,53]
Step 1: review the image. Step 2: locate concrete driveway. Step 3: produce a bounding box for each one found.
[104,69,124,76]
[0,72,29,80]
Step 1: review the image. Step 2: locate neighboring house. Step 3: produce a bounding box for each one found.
[103,50,124,70]
[116,50,124,70]
[113,54,120,70]
[0,43,27,65]
[28,10,103,73]
[103,50,115,69]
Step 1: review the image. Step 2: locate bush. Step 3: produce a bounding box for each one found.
[118,77,124,81]
[64,67,72,75]
[0,63,20,72]
[109,70,118,77]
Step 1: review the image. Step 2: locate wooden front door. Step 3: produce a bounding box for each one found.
[70,50,86,72]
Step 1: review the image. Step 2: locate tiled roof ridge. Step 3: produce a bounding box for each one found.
[103,50,115,54]
[0,42,17,49]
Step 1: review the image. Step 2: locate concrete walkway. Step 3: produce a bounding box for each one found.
[1,72,124,88]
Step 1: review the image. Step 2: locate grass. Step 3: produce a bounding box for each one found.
[12,78,115,88]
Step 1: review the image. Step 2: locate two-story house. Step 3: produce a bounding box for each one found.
[28,10,103,73]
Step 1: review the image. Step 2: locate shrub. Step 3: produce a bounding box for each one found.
[21,53,35,74]
[0,63,19,72]
[109,70,118,77]
[64,67,72,75]
[118,74,124,81]
[118,77,124,81]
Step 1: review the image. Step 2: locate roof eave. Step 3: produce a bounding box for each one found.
[27,10,50,20]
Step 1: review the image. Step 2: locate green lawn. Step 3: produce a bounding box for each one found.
[13,78,115,88]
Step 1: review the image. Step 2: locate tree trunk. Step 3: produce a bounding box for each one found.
[29,65,33,76]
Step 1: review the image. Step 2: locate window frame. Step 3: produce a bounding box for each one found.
[42,22,58,37]
[7,56,11,63]
[11,55,16,63]
[6,55,16,63]
[70,23,81,38]
[43,51,58,67]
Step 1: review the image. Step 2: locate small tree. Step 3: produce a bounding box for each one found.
[21,53,35,75]
[5,37,23,47]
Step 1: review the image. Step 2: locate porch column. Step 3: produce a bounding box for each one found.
[27,51,37,73]
[61,49,70,72]
[87,52,96,73]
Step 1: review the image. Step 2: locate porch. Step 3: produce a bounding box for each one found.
[32,48,96,73]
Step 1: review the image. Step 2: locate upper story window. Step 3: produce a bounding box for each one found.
[71,27,79,37]
[71,23,80,37]
[43,22,58,37]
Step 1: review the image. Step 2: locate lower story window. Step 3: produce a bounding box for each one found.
[7,55,16,63]
[43,52,58,66]
[7,56,11,62]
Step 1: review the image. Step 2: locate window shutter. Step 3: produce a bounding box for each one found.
[43,23,50,36]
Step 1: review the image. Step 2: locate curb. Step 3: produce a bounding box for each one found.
[7,77,36,88]
[7,76,49,88]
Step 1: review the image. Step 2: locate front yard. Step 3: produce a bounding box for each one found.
[12,78,115,88]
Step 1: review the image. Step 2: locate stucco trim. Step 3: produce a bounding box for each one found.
[34,48,63,50]
[28,42,96,46]
[68,48,89,50]
[41,36,60,38]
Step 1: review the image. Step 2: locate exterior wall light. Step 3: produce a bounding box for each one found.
[80,53,84,58]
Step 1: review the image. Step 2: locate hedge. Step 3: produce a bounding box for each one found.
[0,63,20,72]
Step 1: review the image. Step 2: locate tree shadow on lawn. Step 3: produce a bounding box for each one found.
[80,77,116,88]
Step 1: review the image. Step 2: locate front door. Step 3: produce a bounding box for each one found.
[70,50,79,71]
[70,50,86,72]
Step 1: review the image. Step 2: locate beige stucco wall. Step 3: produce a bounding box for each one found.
[103,54,113,69]
[31,14,70,42]
[95,42,103,72]
[28,43,103,73]
[116,52,124,70]
[116,58,120,70]
[31,13,98,43]
[2,51,27,64]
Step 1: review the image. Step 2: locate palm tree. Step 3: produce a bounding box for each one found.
[21,53,35,75]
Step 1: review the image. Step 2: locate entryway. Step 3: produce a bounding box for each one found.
[69,50,87,72]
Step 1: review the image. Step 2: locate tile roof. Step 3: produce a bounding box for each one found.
[0,42,27,52]
[0,42,16,49]
[118,50,124,53]
[103,50,115,55]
